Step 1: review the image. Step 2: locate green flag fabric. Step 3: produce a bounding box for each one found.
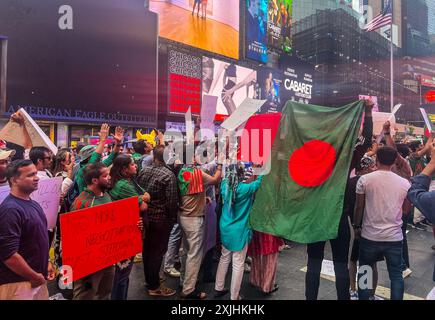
[249,100,364,243]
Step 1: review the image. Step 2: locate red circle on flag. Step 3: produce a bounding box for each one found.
[182,171,191,182]
[288,140,336,187]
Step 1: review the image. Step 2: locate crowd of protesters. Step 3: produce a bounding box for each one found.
[0,102,434,301]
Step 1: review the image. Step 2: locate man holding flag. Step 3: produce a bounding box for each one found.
[249,99,374,300]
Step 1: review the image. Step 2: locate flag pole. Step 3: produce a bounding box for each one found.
[390,0,394,113]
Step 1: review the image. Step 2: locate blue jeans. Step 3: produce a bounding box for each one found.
[358,238,404,300]
[111,258,134,300]
[163,223,182,270]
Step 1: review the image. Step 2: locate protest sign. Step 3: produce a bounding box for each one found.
[30,177,62,229]
[60,197,142,281]
[221,98,267,131]
[0,108,58,154]
[185,107,194,145]
[0,177,62,230]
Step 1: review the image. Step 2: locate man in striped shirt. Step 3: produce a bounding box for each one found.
[178,159,222,299]
[70,162,115,300]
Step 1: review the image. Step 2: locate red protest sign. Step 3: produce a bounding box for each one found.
[238,113,282,164]
[60,197,142,281]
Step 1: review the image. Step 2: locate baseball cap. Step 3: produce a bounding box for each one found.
[0,149,16,161]
[78,145,97,163]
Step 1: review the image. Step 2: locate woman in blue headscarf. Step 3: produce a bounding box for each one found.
[214,163,263,300]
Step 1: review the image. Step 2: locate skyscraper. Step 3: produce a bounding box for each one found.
[427,0,435,35]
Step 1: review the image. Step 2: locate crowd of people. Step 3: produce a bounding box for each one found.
[0,102,434,300]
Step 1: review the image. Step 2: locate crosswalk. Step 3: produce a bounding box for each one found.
[300,259,424,300]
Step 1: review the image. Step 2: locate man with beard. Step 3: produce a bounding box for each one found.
[70,162,115,300]
[0,160,54,300]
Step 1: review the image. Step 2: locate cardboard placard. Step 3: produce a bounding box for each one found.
[0,177,62,230]
[0,108,58,154]
[60,197,142,281]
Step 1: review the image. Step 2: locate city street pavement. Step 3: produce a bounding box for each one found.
[49,224,435,300]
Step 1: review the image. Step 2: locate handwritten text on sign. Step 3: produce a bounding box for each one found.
[0,177,62,229]
[60,197,142,281]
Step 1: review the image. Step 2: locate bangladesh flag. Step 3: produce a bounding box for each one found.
[178,167,204,196]
[249,101,364,243]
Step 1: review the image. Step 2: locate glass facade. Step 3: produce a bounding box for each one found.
[288,0,435,126]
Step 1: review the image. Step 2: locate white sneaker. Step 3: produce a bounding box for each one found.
[244,263,251,273]
[164,267,181,278]
[350,290,359,300]
[403,268,412,278]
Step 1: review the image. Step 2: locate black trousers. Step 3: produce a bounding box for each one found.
[142,220,174,290]
[305,214,351,300]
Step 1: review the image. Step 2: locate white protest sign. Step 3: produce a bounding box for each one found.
[0,177,62,230]
[0,108,58,155]
[373,111,397,140]
[221,98,266,131]
[419,108,434,133]
[200,95,218,140]
[185,107,194,145]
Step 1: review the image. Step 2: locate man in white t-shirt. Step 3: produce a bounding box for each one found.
[354,146,411,300]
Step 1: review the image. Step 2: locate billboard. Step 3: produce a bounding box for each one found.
[279,55,314,105]
[168,50,202,115]
[246,0,268,63]
[150,0,239,59]
[257,68,282,113]
[267,0,293,53]
[0,0,158,127]
[202,57,257,119]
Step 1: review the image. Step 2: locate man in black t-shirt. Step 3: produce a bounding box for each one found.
[0,160,54,300]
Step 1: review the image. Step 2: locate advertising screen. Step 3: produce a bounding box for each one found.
[202,57,257,119]
[246,0,268,63]
[150,0,239,59]
[257,68,282,113]
[279,55,314,105]
[168,50,202,115]
[267,0,293,52]
[0,0,158,127]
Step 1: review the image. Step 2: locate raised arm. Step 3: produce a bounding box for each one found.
[11,111,32,149]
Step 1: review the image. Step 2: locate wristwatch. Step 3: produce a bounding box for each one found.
[352,224,362,229]
[384,132,391,135]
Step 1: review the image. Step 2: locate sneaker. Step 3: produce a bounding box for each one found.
[369,295,384,300]
[148,285,176,297]
[164,267,181,278]
[214,289,229,298]
[420,219,432,227]
[403,268,412,278]
[350,290,358,300]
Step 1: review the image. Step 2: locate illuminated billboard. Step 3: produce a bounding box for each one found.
[202,57,257,119]
[0,0,158,126]
[150,0,239,59]
[267,0,293,53]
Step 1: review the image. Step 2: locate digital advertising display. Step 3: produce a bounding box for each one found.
[267,0,293,53]
[279,55,315,105]
[246,0,268,63]
[202,57,257,119]
[168,50,202,115]
[0,0,158,127]
[257,68,282,113]
[150,0,240,59]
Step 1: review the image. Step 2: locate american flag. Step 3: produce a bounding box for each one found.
[364,0,393,32]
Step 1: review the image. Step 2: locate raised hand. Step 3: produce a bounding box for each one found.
[11,111,25,126]
[98,123,110,142]
[383,121,391,132]
[113,126,124,144]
